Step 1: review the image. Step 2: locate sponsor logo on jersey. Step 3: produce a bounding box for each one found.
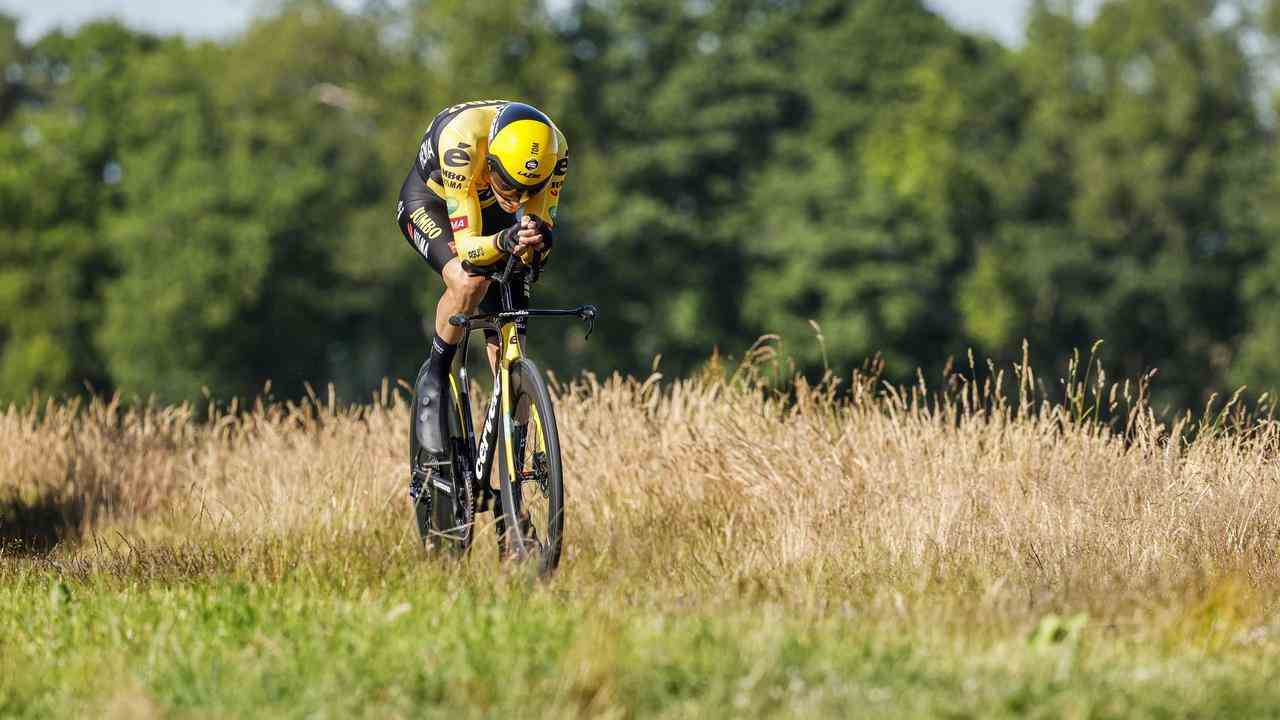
[524,158,540,171]
[450,216,468,232]
[444,148,471,168]
[446,198,459,213]
[441,169,465,183]
[410,207,444,239]
[553,157,569,176]
[531,142,540,154]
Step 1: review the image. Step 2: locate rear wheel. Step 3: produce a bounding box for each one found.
[411,364,474,555]
[498,358,564,576]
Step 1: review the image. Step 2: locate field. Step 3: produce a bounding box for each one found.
[3,343,1280,718]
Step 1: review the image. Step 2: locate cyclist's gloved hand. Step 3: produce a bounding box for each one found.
[526,214,554,255]
[496,219,546,256]
[495,221,522,255]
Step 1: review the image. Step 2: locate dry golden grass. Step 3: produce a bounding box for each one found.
[3,340,1278,634]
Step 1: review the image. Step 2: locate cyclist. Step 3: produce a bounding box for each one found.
[396,100,569,502]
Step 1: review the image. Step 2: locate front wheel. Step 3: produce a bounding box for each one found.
[499,358,565,576]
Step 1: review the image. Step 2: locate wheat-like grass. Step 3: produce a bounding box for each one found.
[3,341,1278,636]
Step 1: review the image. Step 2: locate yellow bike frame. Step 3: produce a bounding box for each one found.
[447,318,536,497]
[443,253,592,517]
[499,321,522,488]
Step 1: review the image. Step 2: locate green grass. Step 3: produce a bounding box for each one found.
[3,539,1280,719]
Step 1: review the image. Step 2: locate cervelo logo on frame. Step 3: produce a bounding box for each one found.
[475,382,502,479]
[450,216,468,231]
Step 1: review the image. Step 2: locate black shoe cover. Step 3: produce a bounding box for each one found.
[414,367,451,461]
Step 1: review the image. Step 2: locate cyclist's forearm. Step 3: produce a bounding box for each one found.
[454,233,504,266]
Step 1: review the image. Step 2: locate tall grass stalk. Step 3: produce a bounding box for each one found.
[2,343,1276,624]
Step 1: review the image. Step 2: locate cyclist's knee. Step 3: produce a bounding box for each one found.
[442,259,489,301]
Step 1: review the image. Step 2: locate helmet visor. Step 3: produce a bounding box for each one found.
[487,154,550,204]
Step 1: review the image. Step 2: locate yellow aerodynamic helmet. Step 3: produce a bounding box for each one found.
[486,102,559,197]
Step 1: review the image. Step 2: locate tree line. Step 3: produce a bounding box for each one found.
[2,0,1280,411]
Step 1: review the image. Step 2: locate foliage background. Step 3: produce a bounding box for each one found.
[3,0,1279,409]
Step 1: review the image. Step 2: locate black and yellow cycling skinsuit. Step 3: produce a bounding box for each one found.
[396,99,569,311]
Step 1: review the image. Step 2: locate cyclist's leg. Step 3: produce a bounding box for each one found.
[396,183,489,473]
[417,257,492,460]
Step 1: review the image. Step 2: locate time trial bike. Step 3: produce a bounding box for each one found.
[409,252,597,576]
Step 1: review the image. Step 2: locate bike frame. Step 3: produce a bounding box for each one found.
[446,253,596,510]
[450,316,520,504]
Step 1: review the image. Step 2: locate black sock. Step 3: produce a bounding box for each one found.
[427,333,458,381]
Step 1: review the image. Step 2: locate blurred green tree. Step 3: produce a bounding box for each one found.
[0,22,145,399]
[739,0,1004,376]
[977,0,1267,408]
[1229,0,1280,397]
[96,4,398,401]
[544,0,825,375]
[0,14,22,120]
[0,0,1277,411]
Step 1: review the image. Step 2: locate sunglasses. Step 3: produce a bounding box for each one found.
[487,155,549,204]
